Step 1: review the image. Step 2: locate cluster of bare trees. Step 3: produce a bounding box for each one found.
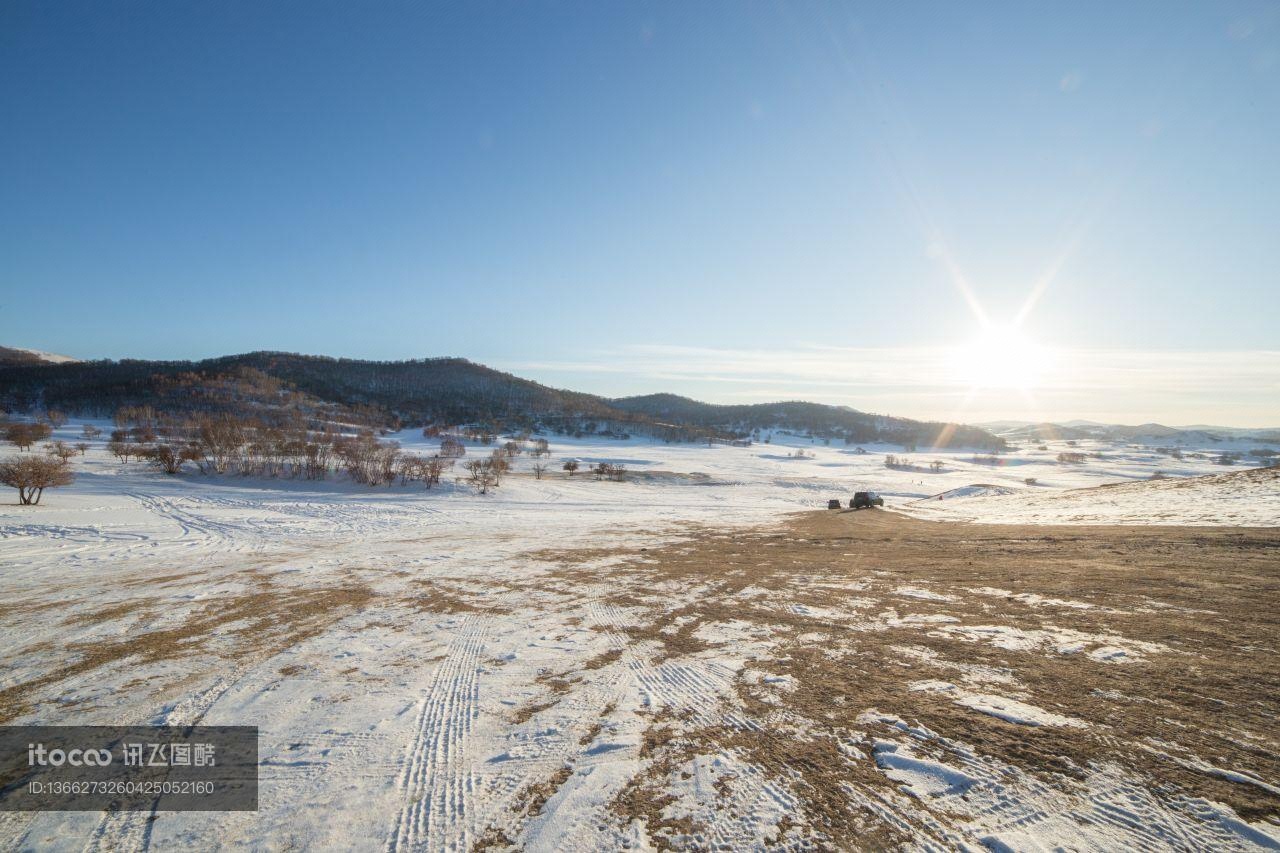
[1057,451,1087,464]
[592,462,627,481]
[398,455,451,487]
[334,433,401,485]
[884,455,946,473]
[4,421,53,451]
[432,430,546,466]
[102,411,366,481]
[6,403,647,499]
[99,409,471,490]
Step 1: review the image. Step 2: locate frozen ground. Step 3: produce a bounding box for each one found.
[1,422,1278,850]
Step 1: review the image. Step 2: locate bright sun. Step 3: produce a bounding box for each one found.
[952,325,1052,390]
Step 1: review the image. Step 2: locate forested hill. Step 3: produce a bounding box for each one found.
[608,393,1003,449]
[0,350,1005,449]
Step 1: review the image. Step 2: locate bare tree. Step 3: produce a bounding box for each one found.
[440,436,465,458]
[0,455,74,505]
[422,456,449,488]
[562,459,579,477]
[107,436,145,463]
[397,455,423,485]
[532,463,547,479]
[464,459,500,494]
[45,410,68,428]
[531,438,550,457]
[46,441,76,463]
[81,424,102,441]
[488,449,510,482]
[74,442,90,456]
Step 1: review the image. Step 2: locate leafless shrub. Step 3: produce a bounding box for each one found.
[440,436,465,458]
[150,442,201,475]
[46,441,76,463]
[0,455,74,505]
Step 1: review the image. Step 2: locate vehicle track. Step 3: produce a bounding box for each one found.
[80,671,245,853]
[386,615,491,853]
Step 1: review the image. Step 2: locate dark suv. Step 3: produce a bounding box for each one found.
[852,492,884,509]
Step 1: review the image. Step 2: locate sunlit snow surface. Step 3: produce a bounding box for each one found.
[1,422,1277,850]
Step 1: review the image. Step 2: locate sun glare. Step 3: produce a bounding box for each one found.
[952,325,1052,390]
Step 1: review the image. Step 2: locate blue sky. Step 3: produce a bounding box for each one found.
[2,2,1277,424]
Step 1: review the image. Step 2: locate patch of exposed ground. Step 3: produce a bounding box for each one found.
[538,509,1280,845]
[0,573,374,723]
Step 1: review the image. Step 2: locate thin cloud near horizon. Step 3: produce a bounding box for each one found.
[504,345,1280,429]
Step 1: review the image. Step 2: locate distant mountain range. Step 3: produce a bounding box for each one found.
[0,348,1004,449]
[975,420,1280,445]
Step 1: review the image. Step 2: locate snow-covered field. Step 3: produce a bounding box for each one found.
[1,422,1278,850]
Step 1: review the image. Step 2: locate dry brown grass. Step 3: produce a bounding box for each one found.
[542,508,1280,844]
[0,575,374,723]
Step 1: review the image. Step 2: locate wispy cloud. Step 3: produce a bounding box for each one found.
[504,345,1280,427]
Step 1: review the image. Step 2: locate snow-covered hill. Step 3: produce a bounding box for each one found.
[905,466,1280,526]
[0,345,78,364]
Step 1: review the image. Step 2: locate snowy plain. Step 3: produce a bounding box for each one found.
[1,421,1278,850]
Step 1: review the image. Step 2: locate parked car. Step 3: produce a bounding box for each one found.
[827,499,843,509]
[852,491,884,509]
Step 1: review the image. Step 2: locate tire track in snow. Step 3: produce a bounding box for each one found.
[125,491,247,547]
[386,615,490,853]
[586,602,792,850]
[0,813,37,851]
[588,603,748,730]
[858,715,1277,851]
[81,672,244,853]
